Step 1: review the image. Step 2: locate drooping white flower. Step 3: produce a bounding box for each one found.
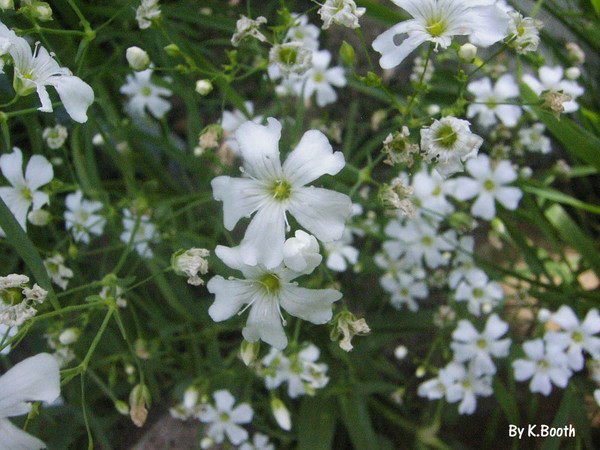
[207,245,341,349]
[420,116,483,178]
[0,353,60,450]
[231,15,268,47]
[523,65,584,113]
[43,253,73,290]
[451,314,511,375]
[506,11,542,54]
[466,74,522,127]
[211,118,352,269]
[198,390,253,446]
[512,339,572,396]
[120,208,159,258]
[0,274,47,326]
[261,343,329,397]
[2,27,94,123]
[544,306,600,371]
[444,362,493,415]
[172,248,210,286]
[448,154,522,221]
[42,124,68,149]
[269,42,313,77]
[64,190,106,243]
[0,147,53,237]
[283,230,322,274]
[518,123,551,154]
[240,433,275,450]
[299,50,346,107]
[372,0,509,69]
[318,0,366,30]
[120,68,172,119]
[454,268,503,316]
[324,228,359,272]
[136,0,161,29]
[222,101,263,154]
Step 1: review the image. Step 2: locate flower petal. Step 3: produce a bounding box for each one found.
[236,118,283,180]
[207,276,253,322]
[0,418,47,450]
[50,75,94,123]
[279,285,341,325]
[242,295,288,349]
[239,200,286,268]
[0,148,25,187]
[25,155,53,191]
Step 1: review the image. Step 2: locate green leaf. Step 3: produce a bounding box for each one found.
[0,196,58,310]
[591,0,600,17]
[492,378,519,425]
[356,0,406,24]
[521,183,600,215]
[541,385,576,450]
[338,392,378,450]
[297,396,337,450]
[520,83,600,170]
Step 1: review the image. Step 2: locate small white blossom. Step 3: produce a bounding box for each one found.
[198,390,253,445]
[444,362,494,415]
[269,42,313,77]
[136,0,161,29]
[512,339,572,396]
[0,147,53,237]
[120,209,159,258]
[240,433,275,450]
[523,65,584,113]
[318,0,366,30]
[324,229,358,272]
[518,123,551,154]
[44,253,73,290]
[221,101,263,154]
[285,14,320,50]
[64,190,106,243]
[120,68,172,119]
[454,268,503,316]
[467,74,522,127]
[195,79,213,95]
[42,125,68,149]
[380,272,427,312]
[507,11,542,54]
[283,230,322,274]
[172,248,210,286]
[300,49,346,107]
[231,15,268,47]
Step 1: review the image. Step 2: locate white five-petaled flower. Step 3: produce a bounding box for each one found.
[285,14,321,51]
[507,11,542,54]
[444,362,493,415]
[260,343,329,398]
[211,118,352,269]
[324,228,359,272]
[64,190,106,243]
[372,0,509,69]
[410,169,455,222]
[380,271,428,311]
[43,253,73,290]
[299,49,347,107]
[512,339,572,396]
[523,65,584,113]
[207,245,341,349]
[451,314,511,376]
[518,123,551,154]
[120,208,159,258]
[198,390,253,446]
[420,116,483,178]
[453,268,504,316]
[120,68,172,119]
[240,433,275,450]
[0,353,60,450]
[0,147,53,237]
[136,0,161,30]
[318,0,366,30]
[544,306,600,371]
[42,124,68,149]
[0,24,94,123]
[466,74,522,127]
[449,154,522,221]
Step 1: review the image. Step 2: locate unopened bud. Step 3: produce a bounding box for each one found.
[458,43,477,62]
[240,339,260,366]
[126,47,151,71]
[339,41,356,66]
[27,209,51,226]
[115,400,130,415]
[32,1,53,21]
[92,133,105,146]
[415,366,426,378]
[271,397,291,431]
[195,79,213,95]
[200,437,215,449]
[183,386,200,410]
[565,67,581,80]
[59,328,80,345]
[129,384,151,427]
[164,43,181,56]
[394,345,408,360]
[0,0,14,10]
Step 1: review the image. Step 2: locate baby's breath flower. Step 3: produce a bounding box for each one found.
[507,11,542,54]
[566,42,585,64]
[382,126,419,167]
[269,42,312,77]
[458,43,477,62]
[331,310,370,352]
[172,248,210,286]
[318,0,366,30]
[195,79,213,95]
[136,0,161,29]
[0,274,47,326]
[42,124,68,149]
[126,46,151,71]
[231,15,268,47]
[44,253,73,290]
[378,177,415,217]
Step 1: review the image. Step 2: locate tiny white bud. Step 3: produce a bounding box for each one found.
[415,366,426,378]
[92,133,105,146]
[59,328,80,345]
[426,104,440,115]
[27,209,51,226]
[394,345,408,360]
[125,364,136,376]
[565,66,581,80]
[126,46,151,71]
[183,386,199,410]
[195,79,213,95]
[458,43,477,62]
[271,397,291,431]
[200,438,214,449]
[115,400,130,415]
[519,167,532,179]
[538,308,551,323]
[481,303,493,314]
[34,2,53,21]
[0,0,14,10]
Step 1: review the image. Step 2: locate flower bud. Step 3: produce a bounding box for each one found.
[183,386,200,410]
[240,339,260,366]
[565,66,581,80]
[538,308,551,323]
[200,438,215,449]
[172,248,210,286]
[271,397,291,431]
[0,0,14,10]
[394,345,408,360]
[415,366,426,378]
[115,400,130,415]
[31,2,53,21]
[458,43,477,62]
[129,384,151,427]
[195,79,213,95]
[339,41,356,66]
[163,43,181,56]
[27,209,51,226]
[92,133,105,146]
[59,327,80,345]
[126,46,151,72]
[283,230,322,274]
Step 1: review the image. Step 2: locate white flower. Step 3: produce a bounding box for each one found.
[410,170,455,221]
[172,248,210,286]
[518,123,551,154]
[222,101,263,154]
[283,230,322,274]
[240,433,275,450]
[420,116,483,178]
[195,79,213,95]
[120,68,172,119]
[285,14,320,50]
[0,353,60,450]
[270,397,291,431]
[523,65,584,113]
[1,274,47,326]
[595,389,600,408]
[444,362,493,415]
[261,344,329,397]
[467,74,522,127]
[42,124,68,149]
[0,147,53,237]
[299,49,346,107]
[211,118,352,269]
[2,27,93,123]
[454,268,503,316]
[120,209,159,258]
[507,11,542,54]
[198,390,253,446]
[231,15,268,47]
[324,228,358,272]
[417,362,459,401]
[136,0,161,29]
[43,253,73,290]
[64,190,106,243]
[449,154,522,221]
[126,46,151,71]
[544,306,600,371]
[269,42,313,77]
[318,0,366,30]
[448,236,480,289]
[512,339,572,396]
[372,0,509,69]
[380,272,427,311]
[207,246,341,349]
[451,314,511,375]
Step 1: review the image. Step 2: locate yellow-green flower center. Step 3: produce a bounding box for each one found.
[572,331,583,343]
[279,47,298,66]
[270,179,292,201]
[473,288,484,298]
[477,339,487,349]
[1,287,22,306]
[421,236,433,246]
[426,18,448,37]
[259,273,281,294]
[484,180,496,191]
[313,72,324,82]
[219,412,230,421]
[434,123,458,149]
[21,186,32,201]
[141,86,152,97]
